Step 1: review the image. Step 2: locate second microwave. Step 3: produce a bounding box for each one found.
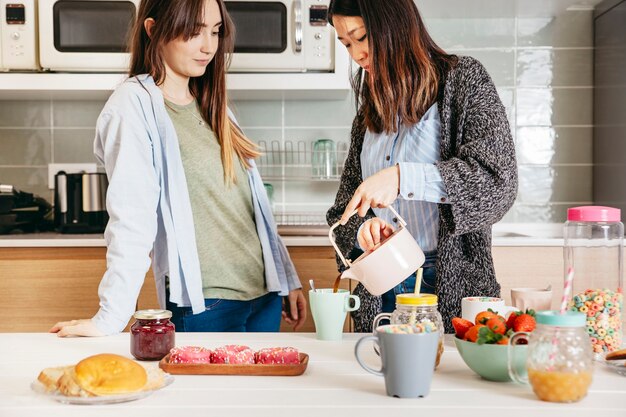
[225,0,335,73]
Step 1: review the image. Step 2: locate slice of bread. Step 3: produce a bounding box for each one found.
[606,348,626,361]
[37,366,72,392]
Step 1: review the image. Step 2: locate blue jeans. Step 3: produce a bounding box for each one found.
[381,251,437,314]
[166,291,283,332]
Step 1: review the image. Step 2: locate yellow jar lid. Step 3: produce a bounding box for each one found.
[396,294,438,306]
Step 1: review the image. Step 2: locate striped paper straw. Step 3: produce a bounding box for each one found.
[560,267,575,314]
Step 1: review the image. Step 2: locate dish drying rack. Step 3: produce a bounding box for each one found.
[257,140,349,181]
[274,211,330,236]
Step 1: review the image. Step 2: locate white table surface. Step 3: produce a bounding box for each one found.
[0,333,623,416]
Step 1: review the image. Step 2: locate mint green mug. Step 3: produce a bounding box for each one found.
[309,289,360,341]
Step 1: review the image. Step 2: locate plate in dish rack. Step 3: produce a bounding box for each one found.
[31,373,174,405]
[604,358,626,377]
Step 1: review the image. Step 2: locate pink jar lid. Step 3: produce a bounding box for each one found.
[567,206,621,222]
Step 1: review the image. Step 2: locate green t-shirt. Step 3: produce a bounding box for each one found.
[165,99,266,300]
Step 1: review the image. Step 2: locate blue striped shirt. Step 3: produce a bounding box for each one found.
[360,103,449,252]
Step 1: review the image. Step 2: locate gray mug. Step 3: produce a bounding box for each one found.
[354,324,439,398]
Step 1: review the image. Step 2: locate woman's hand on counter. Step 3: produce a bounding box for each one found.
[49,319,104,337]
[282,289,307,331]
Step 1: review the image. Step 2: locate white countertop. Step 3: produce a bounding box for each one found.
[0,333,623,416]
[0,232,564,248]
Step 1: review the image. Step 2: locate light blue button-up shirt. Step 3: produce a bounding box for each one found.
[91,75,301,335]
[361,103,449,252]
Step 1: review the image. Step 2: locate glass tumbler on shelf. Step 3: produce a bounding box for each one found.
[312,139,337,179]
[564,206,624,359]
[372,294,444,368]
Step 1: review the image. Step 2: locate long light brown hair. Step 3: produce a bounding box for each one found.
[328,0,458,134]
[129,0,259,184]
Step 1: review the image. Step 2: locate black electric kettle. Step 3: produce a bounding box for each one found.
[54,172,109,233]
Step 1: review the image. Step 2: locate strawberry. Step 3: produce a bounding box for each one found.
[497,336,510,345]
[476,326,504,345]
[513,313,536,332]
[505,311,521,330]
[464,324,486,342]
[452,317,474,339]
[486,317,507,335]
[475,309,498,325]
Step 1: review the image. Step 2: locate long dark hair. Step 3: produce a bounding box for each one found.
[328,0,458,134]
[128,0,259,184]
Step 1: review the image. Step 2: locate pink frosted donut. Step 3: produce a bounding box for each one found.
[255,347,300,365]
[169,346,213,364]
[211,345,255,364]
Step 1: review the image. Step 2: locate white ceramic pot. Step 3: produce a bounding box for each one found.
[329,206,425,296]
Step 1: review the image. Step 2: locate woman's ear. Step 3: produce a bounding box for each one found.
[144,18,155,38]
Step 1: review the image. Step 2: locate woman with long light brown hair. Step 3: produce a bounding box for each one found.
[326,0,518,333]
[51,0,306,336]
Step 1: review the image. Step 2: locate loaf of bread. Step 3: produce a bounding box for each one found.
[37,353,164,397]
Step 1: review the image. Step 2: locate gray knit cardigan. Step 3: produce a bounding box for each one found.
[326,56,518,334]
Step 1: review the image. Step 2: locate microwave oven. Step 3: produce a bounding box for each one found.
[0,0,39,71]
[225,0,334,73]
[1,0,334,73]
[38,0,139,71]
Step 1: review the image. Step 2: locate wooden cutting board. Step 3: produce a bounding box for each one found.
[158,352,309,376]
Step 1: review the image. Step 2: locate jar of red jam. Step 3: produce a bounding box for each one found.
[130,309,175,361]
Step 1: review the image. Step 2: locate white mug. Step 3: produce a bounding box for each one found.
[461,297,517,323]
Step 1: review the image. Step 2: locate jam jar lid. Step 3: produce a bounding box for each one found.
[133,309,172,320]
[396,294,438,306]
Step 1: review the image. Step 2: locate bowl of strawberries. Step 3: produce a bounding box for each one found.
[452,309,536,382]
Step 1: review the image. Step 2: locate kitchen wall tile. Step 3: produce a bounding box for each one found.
[517,49,593,87]
[240,128,282,144]
[516,127,592,165]
[284,95,355,127]
[503,203,572,223]
[53,101,106,128]
[282,181,339,211]
[517,165,592,203]
[230,100,282,127]
[450,50,515,87]
[517,12,593,48]
[0,167,50,199]
[425,18,515,49]
[0,101,50,127]
[53,129,98,163]
[496,88,516,129]
[0,130,51,165]
[516,88,593,126]
[284,128,351,146]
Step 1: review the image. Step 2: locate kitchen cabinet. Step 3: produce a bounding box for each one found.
[0,246,349,333]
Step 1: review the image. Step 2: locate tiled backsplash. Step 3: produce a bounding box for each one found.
[0,9,594,224]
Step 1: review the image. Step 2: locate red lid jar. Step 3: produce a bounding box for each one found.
[130,309,175,361]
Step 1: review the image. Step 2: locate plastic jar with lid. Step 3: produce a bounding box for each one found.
[509,311,593,403]
[564,206,624,358]
[130,309,175,361]
[372,294,444,367]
